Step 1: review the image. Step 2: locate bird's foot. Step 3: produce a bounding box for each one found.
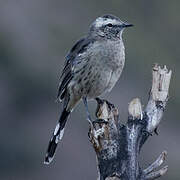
[92,118,108,126]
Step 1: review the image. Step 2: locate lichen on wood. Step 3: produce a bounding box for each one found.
[88,64,172,180]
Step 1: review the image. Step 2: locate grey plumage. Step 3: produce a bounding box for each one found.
[44,14,133,164]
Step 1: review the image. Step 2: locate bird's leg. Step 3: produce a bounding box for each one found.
[82,97,93,125]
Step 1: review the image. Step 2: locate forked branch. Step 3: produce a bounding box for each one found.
[88,64,172,180]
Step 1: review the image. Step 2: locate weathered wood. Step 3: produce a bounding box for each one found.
[88,64,172,180]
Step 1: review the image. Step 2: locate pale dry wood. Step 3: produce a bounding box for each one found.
[143,151,167,175]
[88,64,171,180]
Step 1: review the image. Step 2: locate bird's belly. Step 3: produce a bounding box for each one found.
[86,68,112,99]
[73,65,122,99]
[87,66,123,99]
[105,66,123,93]
[70,48,124,99]
[70,65,110,99]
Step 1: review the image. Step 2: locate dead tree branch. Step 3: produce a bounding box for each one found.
[88,64,172,180]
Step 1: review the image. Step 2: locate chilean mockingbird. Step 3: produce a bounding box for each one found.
[44,14,133,164]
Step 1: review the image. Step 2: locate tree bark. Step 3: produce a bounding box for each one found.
[88,64,172,180]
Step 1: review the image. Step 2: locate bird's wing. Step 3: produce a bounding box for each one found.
[57,37,95,100]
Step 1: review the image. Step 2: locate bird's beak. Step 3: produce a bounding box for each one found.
[122,23,133,28]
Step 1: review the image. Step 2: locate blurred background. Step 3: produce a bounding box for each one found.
[0,0,179,179]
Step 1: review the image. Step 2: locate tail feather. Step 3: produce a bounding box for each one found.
[44,109,70,164]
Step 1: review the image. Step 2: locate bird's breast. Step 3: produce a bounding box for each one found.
[91,40,125,94]
[92,40,125,70]
[69,40,125,99]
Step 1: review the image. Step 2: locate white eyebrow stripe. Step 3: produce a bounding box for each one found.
[95,18,118,28]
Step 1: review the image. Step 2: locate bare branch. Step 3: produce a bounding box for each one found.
[89,99,119,154]
[145,166,168,180]
[143,151,167,174]
[88,64,171,180]
[128,98,143,120]
[151,64,172,102]
[146,64,172,133]
[105,176,120,180]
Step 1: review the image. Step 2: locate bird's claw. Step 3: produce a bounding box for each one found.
[92,119,108,126]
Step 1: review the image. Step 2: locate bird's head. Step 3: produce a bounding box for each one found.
[89,14,133,40]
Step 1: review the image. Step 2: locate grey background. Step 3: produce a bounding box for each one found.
[0,0,179,179]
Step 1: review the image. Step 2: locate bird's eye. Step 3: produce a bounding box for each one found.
[107,23,113,27]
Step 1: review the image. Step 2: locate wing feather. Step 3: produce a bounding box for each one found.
[57,37,94,100]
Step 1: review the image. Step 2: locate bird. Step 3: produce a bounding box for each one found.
[44,14,133,164]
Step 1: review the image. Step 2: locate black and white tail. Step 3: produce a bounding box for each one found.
[44,109,70,164]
